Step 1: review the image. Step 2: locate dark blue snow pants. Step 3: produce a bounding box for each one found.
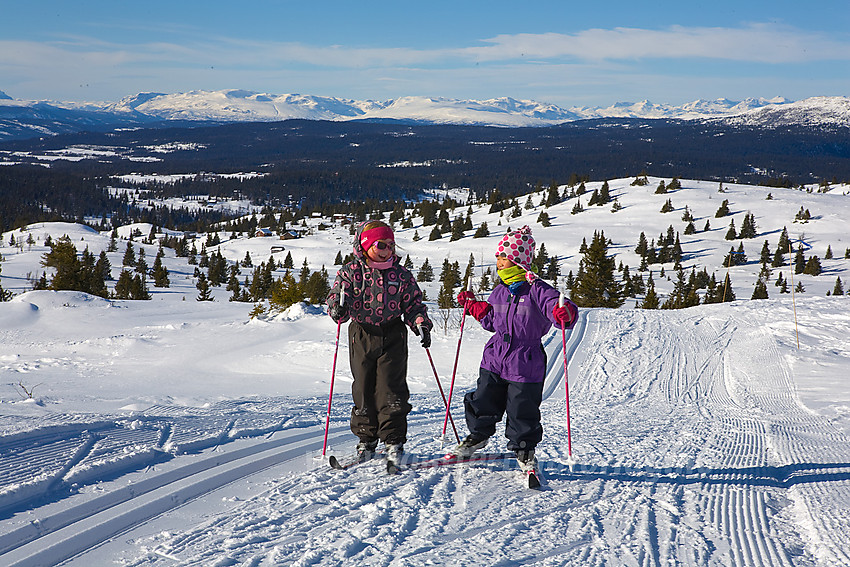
[463,368,544,451]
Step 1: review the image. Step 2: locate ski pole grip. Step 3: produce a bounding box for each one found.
[339,281,345,307]
[559,291,565,308]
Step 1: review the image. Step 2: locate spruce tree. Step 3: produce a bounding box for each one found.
[417,258,434,282]
[751,278,769,300]
[152,251,170,287]
[598,180,611,204]
[640,273,660,309]
[304,267,330,304]
[136,248,148,276]
[760,241,771,264]
[196,273,213,301]
[634,232,648,256]
[803,256,822,276]
[122,242,136,267]
[572,231,624,308]
[450,217,465,241]
[269,271,301,310]
[715,199,731,218]
[739,212,758,238]
[794,246,806,274]
[833,277,844,296]
[114,270,134,299]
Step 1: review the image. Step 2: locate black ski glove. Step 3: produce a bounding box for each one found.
[419,326,431,349]
[329,302,348,323]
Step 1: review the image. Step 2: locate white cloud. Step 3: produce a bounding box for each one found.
[466,24,850,64]
[2,23,848,103]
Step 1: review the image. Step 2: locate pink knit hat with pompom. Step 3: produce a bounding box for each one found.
[495,225,538,283]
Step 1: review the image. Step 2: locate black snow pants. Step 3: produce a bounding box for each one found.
[464,368,544,451]
[348,318,411,445]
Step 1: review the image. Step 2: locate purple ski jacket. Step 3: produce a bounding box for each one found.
[476,279,576,383]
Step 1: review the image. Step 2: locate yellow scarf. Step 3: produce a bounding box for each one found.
[498,265,528,285]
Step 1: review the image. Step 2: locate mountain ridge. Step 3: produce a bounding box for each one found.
[1,89,848,141]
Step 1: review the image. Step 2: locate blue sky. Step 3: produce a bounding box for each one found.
[1,0,848,107]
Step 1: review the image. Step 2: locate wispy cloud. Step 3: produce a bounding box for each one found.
[2,23,848,103]
[466,24,850,64]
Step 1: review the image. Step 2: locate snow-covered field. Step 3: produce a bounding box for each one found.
[1,177,849,565]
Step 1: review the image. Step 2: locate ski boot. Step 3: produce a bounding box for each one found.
[454,434,489,457]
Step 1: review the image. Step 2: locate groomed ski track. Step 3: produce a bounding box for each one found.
[1,305,849,566]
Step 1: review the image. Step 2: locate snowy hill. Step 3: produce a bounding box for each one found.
[1,177,849,564]
[720,96,850,128]
[2,88,848,141]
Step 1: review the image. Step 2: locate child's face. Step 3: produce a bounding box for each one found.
[366,240,395,262]
[496,254,515,271]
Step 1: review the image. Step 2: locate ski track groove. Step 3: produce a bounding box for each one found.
[2,308,849,565]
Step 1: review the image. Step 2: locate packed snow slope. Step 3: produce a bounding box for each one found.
[0,175,849,565]
[0,292,848,566]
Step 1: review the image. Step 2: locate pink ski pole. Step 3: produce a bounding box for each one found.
[322,283,344,457]
[421,334,460,443]
[559,292,576,469]
[442,283,469,442]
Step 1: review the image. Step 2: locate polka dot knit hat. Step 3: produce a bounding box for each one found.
[495,225,538,283]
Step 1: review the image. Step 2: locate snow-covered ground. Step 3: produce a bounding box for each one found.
[1,177,849,565]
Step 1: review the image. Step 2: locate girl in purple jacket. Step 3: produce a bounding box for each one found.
[455,226,577,467]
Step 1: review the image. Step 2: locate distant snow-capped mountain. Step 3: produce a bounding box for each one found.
[1,89,848,141]
[719,96,850,128]
[99,91,583,126]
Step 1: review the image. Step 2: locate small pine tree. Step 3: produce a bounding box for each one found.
[802,256,822,276]
[640,274,660,309]
[715,199,731,218]
[751,278,769,300]
[760,241,771,264]
[739,212,758,238]
[832,277,844,296]
[152,251,170,288]
[196,272,213,301]
[123,242,136,267]
[571,231,624,308]
[417,258,434,282]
